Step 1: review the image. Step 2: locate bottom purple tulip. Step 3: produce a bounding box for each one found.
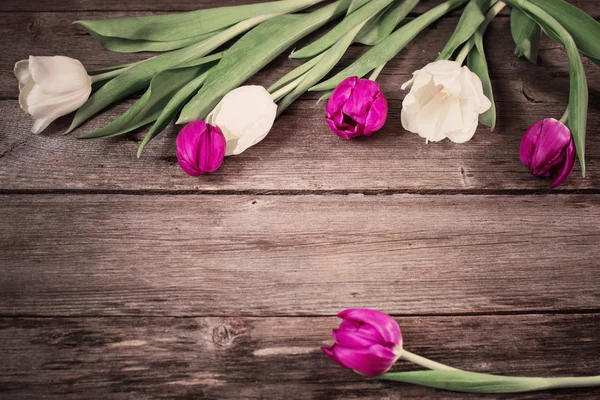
[322,309,403,377]
[176,120,226,176]
[519,118,576,188]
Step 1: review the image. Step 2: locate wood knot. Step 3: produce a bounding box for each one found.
[212,325,233,347]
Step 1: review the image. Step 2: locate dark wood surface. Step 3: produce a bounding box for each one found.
[0,1,599,399]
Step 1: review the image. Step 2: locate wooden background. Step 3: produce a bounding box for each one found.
[1,0,599,398]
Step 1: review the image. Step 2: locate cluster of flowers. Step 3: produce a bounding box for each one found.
[14,0,597,188]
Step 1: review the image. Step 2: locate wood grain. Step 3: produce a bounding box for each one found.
[1,314,599,399]
[1,194,598,316]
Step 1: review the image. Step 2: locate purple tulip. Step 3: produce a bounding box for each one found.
[519,118,576,188]
[176,120,226,176]
[326,76,388,140]
[321,309,402,377]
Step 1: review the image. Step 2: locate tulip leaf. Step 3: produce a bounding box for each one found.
[310,0,469,92]
[527,0,600,64]
[178,0,354,124]
[467,33,496,129]
[86,29,226,54]
[268,53,326,93]
[510,7,541,63]
[75,0,327,43]
[79,64,213,139]
[137,72,210,157]
[278,17,367,115]
[347,0,364,15]
[67,16,268,133]
[437,0,496,61]
[505,0,588,176]
[290,0,391,59]
[355,0,420,46]
[379,370,590,393]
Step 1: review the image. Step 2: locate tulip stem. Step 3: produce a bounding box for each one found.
[90,68,130,84]
[560,109,569,124]
[368,63,387,81]
[271,75,306,102]
[454,1,506,65]
[401,350,461,372]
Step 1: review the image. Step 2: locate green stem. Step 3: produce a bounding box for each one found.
[560,108,569,124]
[271,75,305,102]
[454,1,506,64]
[90,68,129,84]
[368,63,386,81]
[401,350,461,372]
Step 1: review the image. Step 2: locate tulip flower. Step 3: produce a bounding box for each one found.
[401,60,491,143]
[176,120,226,176]
[520,118,576,188]
[325,76,388,140]
[15,56,92,134]
[321,308,403,377]
[206,85,277,156]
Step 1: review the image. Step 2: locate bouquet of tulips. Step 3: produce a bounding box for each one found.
[15,0,599,188]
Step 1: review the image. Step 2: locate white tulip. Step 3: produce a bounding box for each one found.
[15,56,92,134]
[206,85,277,156]
[401,60,491,144]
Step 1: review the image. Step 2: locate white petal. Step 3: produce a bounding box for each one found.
[424,60,462,96]
[25,85,91,119]
[29,56,91,94]
[14,60,32,90]
[459,66,491,112]
[18,78,36,112]
[31,117,54,134]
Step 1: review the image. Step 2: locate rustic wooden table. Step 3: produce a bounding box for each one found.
[1,0,599,398]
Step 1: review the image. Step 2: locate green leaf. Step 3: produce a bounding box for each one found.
[347,0,364,15]
[178,0,354,124]
[278,16,368,115]
[506,0,588,175]
[290,0,391,59]
[268,53,326,93]
[86,29,225,54]
[379,370,600,393]
[310,0,469,92]
[467,32,496,129]
[79,64,213,139]
[137,72,210,157]
[355,0,420,46]
[510,7,541,63]
[437,0,496,61]
[527,0,600,64]
[67,15,269,133]
[75,0,327,43]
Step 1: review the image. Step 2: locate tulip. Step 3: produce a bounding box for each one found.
[520,118,576,188]
[401,60,491,143]
[325,76,388,140]
[14,56,92,134]
[321,308,403,377]
[176,120,226,176]
[206,85,277,156]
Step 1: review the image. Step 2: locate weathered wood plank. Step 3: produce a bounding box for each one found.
[1,16,599,192]
[1,314,599,399]
[0,0,597,16]
[0,194,598,316]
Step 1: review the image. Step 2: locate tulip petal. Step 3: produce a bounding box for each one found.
[14,60,32,90]
[25,86,91,120]
[520,120,543,168]
[365,92,388,135]
[323,344,398,377]
[29,56,91,94]
[326,76,357,116]
[338,309,401,345]
[550,137,576,188]
[530,119,572,176]
[31,117,54,134]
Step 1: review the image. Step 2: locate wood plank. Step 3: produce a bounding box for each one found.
[0,194,598,316]
[1,314,599,399]
[2,17,599,191]
[0,0,597,16]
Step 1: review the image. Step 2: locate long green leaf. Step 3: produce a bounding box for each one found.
[87,29,226,54]
[290,0,391,59]
[436,0,496,61]
[467,32,496,129]
[278,17,368,115]
[137,72,210,158]
[268,53,326,93]
[79,64,213,139]
[355,0,420,46]
[379,370,600,393]
[178,0,354,124]
[75,0,326,43]
[310,0,469,92]
[510,7,541,63]
[527,0,600,64]
[505,0,588,176]
[67,15,271,133]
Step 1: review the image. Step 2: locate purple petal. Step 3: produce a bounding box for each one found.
[364,91,388,135]
[520,120,544,169]
[324,344,398,377]
[176,120,225,176]
[333,327,380,348]
[204,125,226,173]
[326,76,358,116]
[530,119,572,176]
[550,137,576,188]
[337,309,402,346]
